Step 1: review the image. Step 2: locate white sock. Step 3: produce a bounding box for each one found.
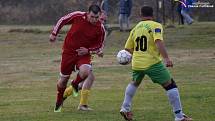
[167,88,184,119]
[121,83,137,112]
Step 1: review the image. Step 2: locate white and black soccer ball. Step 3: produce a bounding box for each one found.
[117,50,132,65]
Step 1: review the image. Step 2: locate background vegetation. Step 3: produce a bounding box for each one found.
[0,0,214,25]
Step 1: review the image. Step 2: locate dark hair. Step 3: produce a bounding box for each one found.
[141,6,153,17]
[88,4,101,14]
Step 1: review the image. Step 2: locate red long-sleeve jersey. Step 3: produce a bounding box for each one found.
[51,11,105,54]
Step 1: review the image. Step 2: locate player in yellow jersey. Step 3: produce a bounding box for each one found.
[119,6,192,121]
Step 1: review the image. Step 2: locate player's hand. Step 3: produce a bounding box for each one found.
[49,34,57,43]
[97,51,103,58]
[164,58,173,67]
[76,47,89,56]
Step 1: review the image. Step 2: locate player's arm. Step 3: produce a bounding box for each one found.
[155,40,173,67]
[153,24,173,67]
[49,11,84,42]
[125,48,133,55]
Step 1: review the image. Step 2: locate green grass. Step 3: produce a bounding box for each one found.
[0,22,215,121]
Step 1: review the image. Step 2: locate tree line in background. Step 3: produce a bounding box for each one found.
[0,0,214,25]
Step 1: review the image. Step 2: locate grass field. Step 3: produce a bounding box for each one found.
[0,22,215,121]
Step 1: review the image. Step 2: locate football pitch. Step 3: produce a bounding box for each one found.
[0,22,214,121]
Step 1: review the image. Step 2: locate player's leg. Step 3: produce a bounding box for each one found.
[72,71,84,91]
[54,73,70,112]
[78,64,94,111]
[147,62,192,121]
[120,70,145,121]
[162,79,192,121]
[75,55,94,111]
[63,56,90,99]
[63,71,85,98]
[54,53,75,112]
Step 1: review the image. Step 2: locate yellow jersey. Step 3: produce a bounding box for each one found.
[125,20,163,70]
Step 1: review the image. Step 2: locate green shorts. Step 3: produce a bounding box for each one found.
[132,62,171,85]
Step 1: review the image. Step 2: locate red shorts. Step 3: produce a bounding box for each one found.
[60,53,91,76]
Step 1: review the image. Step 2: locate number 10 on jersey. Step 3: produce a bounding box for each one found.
[135,35,147,52]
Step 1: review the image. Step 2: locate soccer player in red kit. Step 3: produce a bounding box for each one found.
[49,4,105,112]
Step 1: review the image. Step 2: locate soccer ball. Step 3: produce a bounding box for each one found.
[117,50,132,65]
